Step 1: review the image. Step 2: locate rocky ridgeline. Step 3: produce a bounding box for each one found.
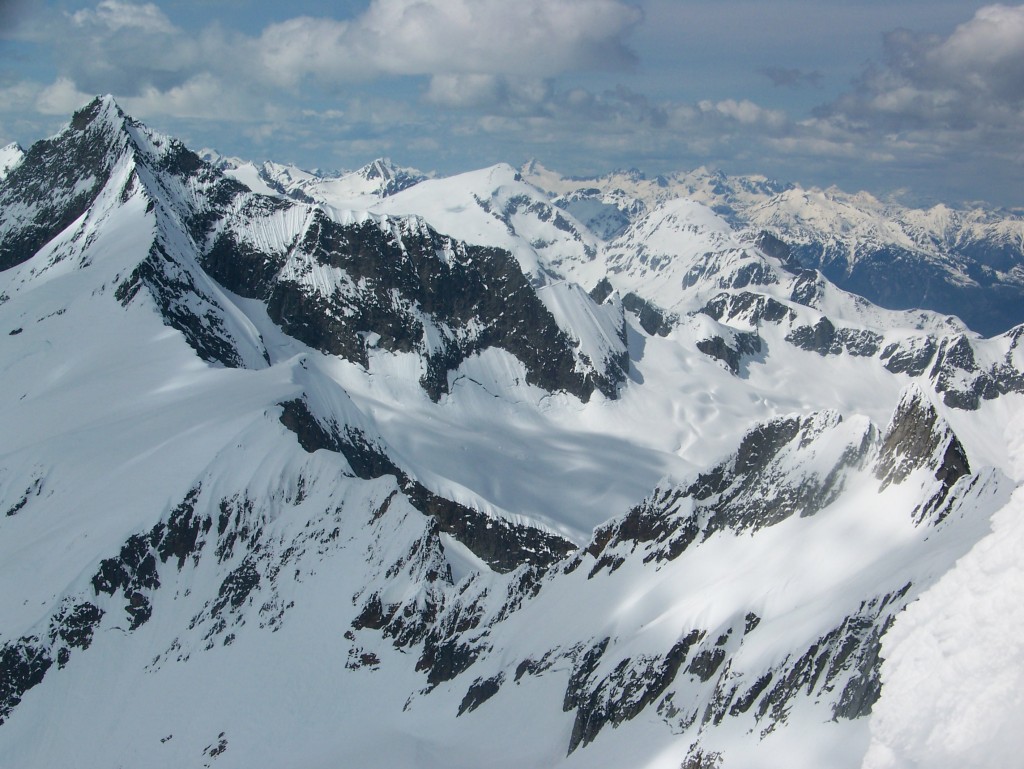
[2,97,627,403]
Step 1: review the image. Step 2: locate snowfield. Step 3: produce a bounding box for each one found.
[0,97,1022,769]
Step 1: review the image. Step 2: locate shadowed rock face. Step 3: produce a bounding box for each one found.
[787,240,1024,339]
[352,392,995,756]
[875,387,971,524]
[876,388,969,490]
[0,99,125,271]
[227,211,621,403]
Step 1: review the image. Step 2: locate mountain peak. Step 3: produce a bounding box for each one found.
[361,157,398,180]
[352,157,426,195]
[876,384,970,500]
[69,94,126,134]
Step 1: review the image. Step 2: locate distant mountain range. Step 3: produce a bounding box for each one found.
[183,148,1024,338]
[1,96,1021,769]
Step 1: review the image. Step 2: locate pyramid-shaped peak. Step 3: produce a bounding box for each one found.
[69,94,127,132]
[362,158,398,180]
[876,384,969,490]
[355,158,426,195]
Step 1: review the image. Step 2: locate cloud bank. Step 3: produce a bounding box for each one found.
[1,1,1022,207]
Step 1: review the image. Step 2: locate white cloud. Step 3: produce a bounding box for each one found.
[70,0,175,34]
[929,3,1024,101]
[823,3,1024,132]
[700,99,788,129]
[28,0,640,117]
[255,0,641,83]
[35,78,95,115]
[119,74,261,121]
[424,74,555,113]
[425,74,507,109]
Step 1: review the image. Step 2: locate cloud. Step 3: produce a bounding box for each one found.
[46,0,204,96]
[699,99,788,130]
[69,0,175,34]
[254,0,642,83]
[35,78,95,115]
[821,4,1024,133]
[424,75,554,112]
[26,0,641,119]
[47,0,641,92]
[119,74,261,121]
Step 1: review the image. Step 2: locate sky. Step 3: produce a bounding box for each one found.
[0,0,1022,208]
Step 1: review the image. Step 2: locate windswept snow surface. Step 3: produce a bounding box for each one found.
[862,402,1024,769]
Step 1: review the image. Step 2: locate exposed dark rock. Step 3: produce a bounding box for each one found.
[457,673,505,716]
[92,533,161,595]
[250,212,618,402]
[681,748,724,769]
[278,397,574,573]
[729,671,773,716]
[125,592,153,631]
[687,647,727,683]
[565,631,702,753]
[880,337,938,376]
[0,637,52,725]
[0,98,124,271]
[695,332,762,375]
[416,637,482,688]
[403,480,575,573]
[88,488,210,635]
[681,253,778,293]
[155,486,209,570]
[115,243,248,368]
[875,387,970,523]
[215,495,258,563]
[588,411,877,573]
[3,477,43,517]
[788,269,824,306]
[622,292,677,336]
[746,585,911,728]
[786,317,882,357]
[563,638,610,714]
[203,227,289,300]
[212,560,261,615]
[754,231,791,264]
[699,292,795,327]
[787,240,1024,338]
[49,602,104,655]
[514,651,560,682]
[586,487,700,575]
[589,277,614,304]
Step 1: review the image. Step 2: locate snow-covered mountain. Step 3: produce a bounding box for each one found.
[201,150,429,210]
[0,143,23,182]
[520,162,1024,338]
[2,97,1023,769]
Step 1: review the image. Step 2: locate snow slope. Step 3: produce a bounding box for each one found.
[1,97,1022,769]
